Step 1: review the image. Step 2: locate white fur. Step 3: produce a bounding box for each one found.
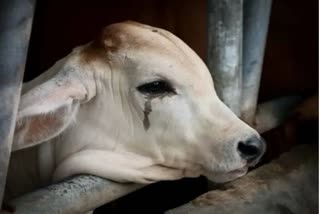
[8,22,261,197]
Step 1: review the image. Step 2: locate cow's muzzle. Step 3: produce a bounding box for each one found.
[237,136,266,166]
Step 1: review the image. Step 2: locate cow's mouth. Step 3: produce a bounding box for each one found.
[205,166,248,183]
[229,166,248,174]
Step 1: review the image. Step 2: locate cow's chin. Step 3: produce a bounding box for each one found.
[205,166,248,183]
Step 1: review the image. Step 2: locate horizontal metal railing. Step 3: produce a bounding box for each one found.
[11,176,142,214]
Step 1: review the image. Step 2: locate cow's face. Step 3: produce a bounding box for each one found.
[13,22,265,183]
[80,22,265,182]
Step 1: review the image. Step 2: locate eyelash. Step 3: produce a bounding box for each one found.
[137,80,174,96]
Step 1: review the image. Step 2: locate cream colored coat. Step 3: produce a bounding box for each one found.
[7,21,261,197]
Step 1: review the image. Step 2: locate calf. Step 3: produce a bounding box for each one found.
[6,21,265,198]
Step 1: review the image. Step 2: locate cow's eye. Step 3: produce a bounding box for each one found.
[137,80,174,95]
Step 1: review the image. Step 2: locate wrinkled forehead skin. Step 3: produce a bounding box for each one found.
[84,21,215,94]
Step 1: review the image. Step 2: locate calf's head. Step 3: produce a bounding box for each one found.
[13,22,265,183]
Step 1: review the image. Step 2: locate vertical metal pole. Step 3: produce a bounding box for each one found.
[208,0,243,116]
[0,0,36,204]
[241,0,272,124]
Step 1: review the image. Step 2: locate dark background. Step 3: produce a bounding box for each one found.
[23,0,318,213]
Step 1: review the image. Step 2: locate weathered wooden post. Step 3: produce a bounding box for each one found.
[207,0,243,116]
[0,0,36,204]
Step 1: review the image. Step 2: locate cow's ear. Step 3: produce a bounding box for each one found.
[12,70,90,151]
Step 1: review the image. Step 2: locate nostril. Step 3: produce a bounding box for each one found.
[237,136,265,161]
[238,141,260,159]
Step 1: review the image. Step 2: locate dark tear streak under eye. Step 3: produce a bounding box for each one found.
[142,91,177,131]
[143,99,152,131]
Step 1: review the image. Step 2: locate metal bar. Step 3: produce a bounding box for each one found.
[166,144,317,214]
[11,175,143,214]
[207,0,243,116]
[0,0,36,204]
[241,0,272,124]
[253,96,302,133]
